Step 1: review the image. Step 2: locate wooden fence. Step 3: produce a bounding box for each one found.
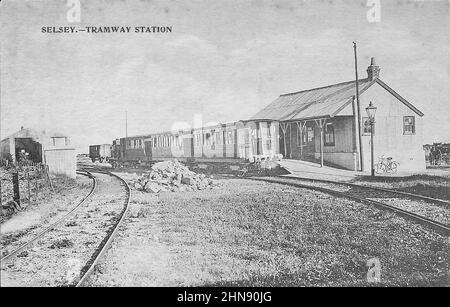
[1,163,54,208]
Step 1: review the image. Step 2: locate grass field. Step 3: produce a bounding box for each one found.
[90,177,449,287]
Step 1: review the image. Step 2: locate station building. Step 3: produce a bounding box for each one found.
[0,127,76,178]
[248,58,426,172]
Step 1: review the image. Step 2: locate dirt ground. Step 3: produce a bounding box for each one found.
[86,177,449,287]
[1,173,125,287]
[0,174,92,256]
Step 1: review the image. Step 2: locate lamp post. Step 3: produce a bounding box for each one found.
[366,101,377,176]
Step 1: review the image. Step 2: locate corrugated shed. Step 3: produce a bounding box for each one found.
[251,79,374,121]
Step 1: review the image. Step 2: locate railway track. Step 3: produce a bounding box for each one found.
[250,176,450,236]
[75,170,131,287]
[282,175,450,207]
[0,169,131,287]
[0,170,97,262]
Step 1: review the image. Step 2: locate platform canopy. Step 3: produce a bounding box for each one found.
[251,79,375,122]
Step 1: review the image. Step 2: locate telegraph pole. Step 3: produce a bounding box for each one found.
[353,42,364,172]
[125,110,128,138]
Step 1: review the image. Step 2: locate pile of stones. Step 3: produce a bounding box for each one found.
[131,159,213,193]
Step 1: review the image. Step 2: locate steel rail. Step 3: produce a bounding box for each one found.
[249,177,450,236]
[281,175,450,207]
[75,170,131,287]
[0,170,97,264]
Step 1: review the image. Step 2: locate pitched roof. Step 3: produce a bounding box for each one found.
[251,78,423,121]
[1,128,69,142]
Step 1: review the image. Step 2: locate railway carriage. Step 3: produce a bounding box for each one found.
[89,144,112,163]
[109,121,278,167]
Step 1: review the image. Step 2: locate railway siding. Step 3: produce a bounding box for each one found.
[252,176,450,235]
[0,171,130,287]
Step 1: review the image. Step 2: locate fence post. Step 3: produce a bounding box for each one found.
[12,172,21,207]
[45,165,55,192]
[34,169,39,200]
[27,170,31,203]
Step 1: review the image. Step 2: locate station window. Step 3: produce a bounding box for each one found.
[307,126,314,143]
[324,124,335,147]
[403,116,415,135]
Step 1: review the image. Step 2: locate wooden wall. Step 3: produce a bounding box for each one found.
[358,83,426,172]
[44,148,76,179]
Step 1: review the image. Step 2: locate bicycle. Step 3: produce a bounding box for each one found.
[376,156,399,174]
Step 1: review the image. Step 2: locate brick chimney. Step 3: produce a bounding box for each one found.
[367,57,380,81]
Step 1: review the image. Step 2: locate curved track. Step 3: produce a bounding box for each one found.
[250,176,450,236]
[282,175,450,207]
[75,170,131,287]
[0,170,97,263]
[1,169,131,287]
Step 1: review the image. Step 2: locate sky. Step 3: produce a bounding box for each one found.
[1,0,449,152]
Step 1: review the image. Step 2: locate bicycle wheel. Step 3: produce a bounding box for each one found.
[376,163,386,174]
[390,162,399,173]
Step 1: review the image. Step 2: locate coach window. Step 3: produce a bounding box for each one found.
[215,132,220,144]
[324,123,335,146]
[403,116,415,135]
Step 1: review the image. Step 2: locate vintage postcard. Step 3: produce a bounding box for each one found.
[1,0,448,292]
